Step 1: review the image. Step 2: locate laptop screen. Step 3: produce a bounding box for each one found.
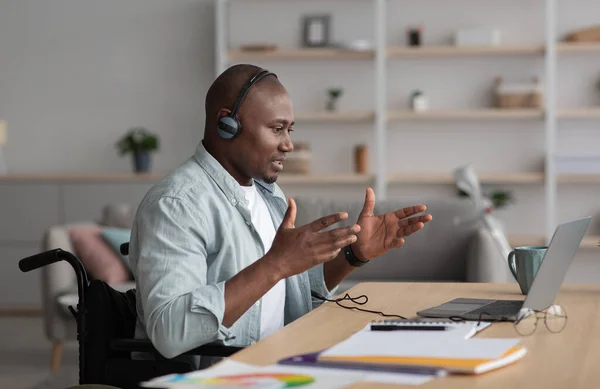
[522,217,591,311]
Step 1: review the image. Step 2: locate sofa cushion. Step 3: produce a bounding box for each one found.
[100,227,132,271]
[101,203,135,228]
[69,225,131,284]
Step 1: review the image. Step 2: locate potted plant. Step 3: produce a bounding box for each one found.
[116,127,160,173]
[326,87,343,112]
[458,188,515,211]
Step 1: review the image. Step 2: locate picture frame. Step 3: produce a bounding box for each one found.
[302,15,331,48]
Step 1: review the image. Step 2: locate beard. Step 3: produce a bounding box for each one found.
[261,172,278,184]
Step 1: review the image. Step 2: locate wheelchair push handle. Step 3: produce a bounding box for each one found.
[120,242,129,255]
[19,249,63,272]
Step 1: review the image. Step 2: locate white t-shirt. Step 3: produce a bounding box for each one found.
[241,184,286,339]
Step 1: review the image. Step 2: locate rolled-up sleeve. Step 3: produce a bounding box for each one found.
[132,196,234,359]
[307,263,338,309]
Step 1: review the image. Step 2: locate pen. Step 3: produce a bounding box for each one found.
[370,325,448,331]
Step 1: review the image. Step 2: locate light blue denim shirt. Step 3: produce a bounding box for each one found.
[129,141,336,363]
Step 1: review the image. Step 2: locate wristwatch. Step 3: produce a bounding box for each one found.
[343,244,369,267]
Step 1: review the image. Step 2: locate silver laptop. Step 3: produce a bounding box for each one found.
[417,217,591,322]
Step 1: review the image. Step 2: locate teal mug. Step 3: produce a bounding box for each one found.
[508,246,548,295]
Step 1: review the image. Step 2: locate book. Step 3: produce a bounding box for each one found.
[279,351,448,377]
[317,325,526,375]
[319,346,527,375]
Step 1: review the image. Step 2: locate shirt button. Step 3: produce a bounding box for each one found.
[246,221,251,226]
[254,301,260,307]
[231,199,237,205]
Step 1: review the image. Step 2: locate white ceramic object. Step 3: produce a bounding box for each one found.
[454,28,501,46]
[411,94,429,112]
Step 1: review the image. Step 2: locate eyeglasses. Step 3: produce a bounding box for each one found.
[514,304,568,336]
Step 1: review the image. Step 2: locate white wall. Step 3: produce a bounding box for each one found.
[0,0,214,173]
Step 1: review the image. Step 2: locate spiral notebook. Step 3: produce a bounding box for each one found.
[369,319,491,338]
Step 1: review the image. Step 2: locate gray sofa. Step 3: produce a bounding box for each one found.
[293,197,513,292]
[40,196,512,372]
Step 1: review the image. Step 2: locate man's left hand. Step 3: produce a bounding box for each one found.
[352,188,432,261]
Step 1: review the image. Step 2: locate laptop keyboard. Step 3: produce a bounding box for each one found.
[467,300,523,319]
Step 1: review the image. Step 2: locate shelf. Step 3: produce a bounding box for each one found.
[388,172,544,185]
[226,43,600,60]
[508,235,599,249]
[388,45,543,58]
[295,111,375,123]
[558,174,600,184]
[581,236,600,249]
[5,172,598,185]
[276,174,374,185]
[388,109,544,121]
[558,108,600,119]
[0,173,166,183]
[228,49,374,61]
[556,42,600,54]
[508,235,546,247]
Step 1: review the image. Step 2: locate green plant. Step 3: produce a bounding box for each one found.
[327,88,343,100]
[116,127,159,156]
[458,188,515,210]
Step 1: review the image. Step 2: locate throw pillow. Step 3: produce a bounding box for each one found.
[68,225,130,284]
[101,203,135,228]
[100,227,132,271]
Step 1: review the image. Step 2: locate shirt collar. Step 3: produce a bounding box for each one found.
[193,141,285,205]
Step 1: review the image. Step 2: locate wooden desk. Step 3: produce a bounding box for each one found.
[230,282,600,388]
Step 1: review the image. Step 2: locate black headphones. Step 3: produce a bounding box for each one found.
[217,69,277,140]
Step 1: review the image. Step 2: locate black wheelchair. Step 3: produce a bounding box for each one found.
[19,243,243,389]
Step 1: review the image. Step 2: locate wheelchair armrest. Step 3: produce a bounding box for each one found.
[110,338,244,358]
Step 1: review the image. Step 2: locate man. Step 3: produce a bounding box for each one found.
[129,64,432,366]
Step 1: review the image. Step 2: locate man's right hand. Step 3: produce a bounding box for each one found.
[264,198,360,280]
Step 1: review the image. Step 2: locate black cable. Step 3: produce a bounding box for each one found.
[311,291,407,319]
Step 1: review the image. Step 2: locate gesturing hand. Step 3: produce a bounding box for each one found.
[266,198,361,279]
[352,188,432,261]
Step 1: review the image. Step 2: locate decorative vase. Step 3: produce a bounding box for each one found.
[410,90,429,112]
[326,99,338,112]
[133,152,151,173]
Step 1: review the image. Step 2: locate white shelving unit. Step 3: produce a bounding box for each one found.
[215,0,600,247]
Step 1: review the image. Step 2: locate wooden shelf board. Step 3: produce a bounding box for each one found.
[556,42,600,54]
[295,111,375,122]
[581,236,600,249]
[276,174,373,185]
[508,235,599,249]
[558,174,600,184]
[388,109,543,121]
[558,108,600,119]
[0,173,166,183]
[4,173,600,185]
[388,172,544,184]
[228,49,374,60]
[508,235,546,247]
[388,45,543,57]
[0,306,42,316]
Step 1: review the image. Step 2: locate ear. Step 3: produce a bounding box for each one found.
[217,108,232,121]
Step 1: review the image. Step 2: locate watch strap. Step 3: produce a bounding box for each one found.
[343,244,369,267]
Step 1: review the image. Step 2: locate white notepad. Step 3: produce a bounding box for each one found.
[369,319,491,338]
[320,330,520,360]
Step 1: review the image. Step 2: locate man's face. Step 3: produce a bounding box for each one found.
[229,83,295,184]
